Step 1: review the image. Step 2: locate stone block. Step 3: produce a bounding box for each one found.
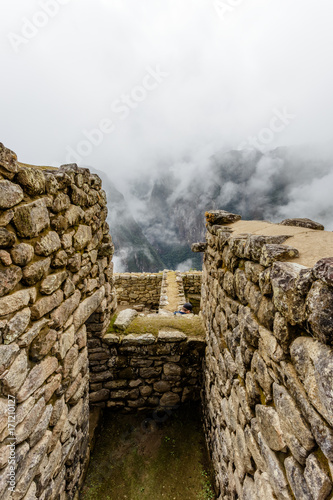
[13,199,50,238]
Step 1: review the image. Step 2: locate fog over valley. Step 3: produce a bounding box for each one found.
[1,0,333,271]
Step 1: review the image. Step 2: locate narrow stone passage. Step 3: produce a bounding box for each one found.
[80,404,215,500]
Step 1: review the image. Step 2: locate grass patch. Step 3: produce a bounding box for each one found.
[80,404,216,500]
[107,314,205,338]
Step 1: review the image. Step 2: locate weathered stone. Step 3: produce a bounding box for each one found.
[59,325,75,359]
[13,199,50,238]
[16,167,46,195]
[251,351,273,401]
[35,231,61,256]
[313,257,333,287]
[0,180,24,208]
[15,397,46,444]
[0,265,22,297]
[73,287,105,330]
[280,217,324,230]
[50,289,81,328]
[258,326,284,362]
[52,249,68,268]
[122,333,155,345]
[273,312,294,353]
[260,244,299,266]
[22,257,51,286]
[245,234,290,261]
[163,362,182,377]
[281,361,333,462]
[285,456,312,499]
[206,210,241,225]
[257,432,292,499]
[0,343,19,373]
[30,289,64,320]
[11,243,34,266]
[17,318,49,348]
[306,281,333,344]
[257,297,275,331]
[256,405,286,451]
[191,242,207,252]
[30,329,57,361]
[90,389,110,402]
[114,308,138,331]
[14,431,51,499]
[73,224,92,251]
[0,143,19,179]
[0,249,12,266]
[0,289,31,317]
[1,350,28,395]
[64,204,85,226]
[304,453,332,500]
[63,278,75,298]
[290,337,333,427]
[271,262,308,325]
[40,270,67,295]
[17,356,58,402]
[0,227,15,247]
[273,383,314,452]
[160,391,180,407]
[0,209,14,227]
[52,192,71,213]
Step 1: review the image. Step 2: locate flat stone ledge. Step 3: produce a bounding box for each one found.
[103,334,120,345]
[158,329,187,342]
[121,333,155,345]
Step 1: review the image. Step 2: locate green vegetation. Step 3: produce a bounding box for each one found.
[107,314,205,338]
[80,405,216,500]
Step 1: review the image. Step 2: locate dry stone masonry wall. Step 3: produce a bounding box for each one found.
[198,210,333,500]
[0,144,115,500]
[113,272,162,311]
[88,330,205,411]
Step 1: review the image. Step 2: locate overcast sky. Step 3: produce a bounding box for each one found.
[1,0,333,182]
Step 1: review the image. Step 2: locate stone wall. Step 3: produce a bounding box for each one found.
[88,331,205,412]
[0,144,115,500]
[113,272,162,311]
[199,210,333,500]
[181,271,202,297]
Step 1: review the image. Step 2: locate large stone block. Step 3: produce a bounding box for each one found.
[16,167,46,196]
[0,180,24,208]
[73,224,92,251]
[0,228,15,248]
[0,289,31,317]
[31,289,64,320]
[22,257,51,286]
[271,262,308,325]
[306,281,333,344]
[17,356,58,402]
[35,231,62,256]
[13,199,50,238]
[0,266,22,297]
[290,337,333,427]
[113,308,138,331]
[73,287,105,330]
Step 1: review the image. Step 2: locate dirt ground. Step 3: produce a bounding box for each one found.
[80,404,215,500]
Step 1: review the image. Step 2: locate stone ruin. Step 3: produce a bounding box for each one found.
[0,142,333,500]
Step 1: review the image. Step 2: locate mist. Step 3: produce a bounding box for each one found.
[1,0,333,270]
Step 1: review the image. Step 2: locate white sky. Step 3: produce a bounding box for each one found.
[1,0,333,181]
